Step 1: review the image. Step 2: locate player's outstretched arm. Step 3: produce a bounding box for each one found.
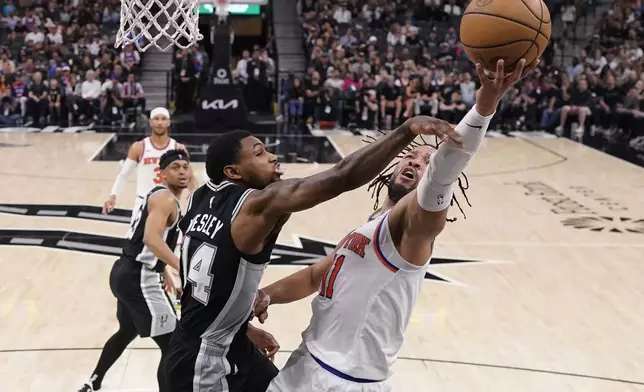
[103,141,143,214]
[142,191,181,270]
[263,254,334,305]
[387,59,538,265]
[233,118,461,253]
[250,254,334,324]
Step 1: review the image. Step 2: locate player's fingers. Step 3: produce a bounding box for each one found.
[475,63,486,84]
[509,59,527,85]
[519,59,540,80]
[258,309,269,324]
[439,124,462,146]
[496,59,505,82]
[268,342,280,357]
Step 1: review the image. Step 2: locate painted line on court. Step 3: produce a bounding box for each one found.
[1,347,642,386]
[88,133,116,162]
[438,241,644,248]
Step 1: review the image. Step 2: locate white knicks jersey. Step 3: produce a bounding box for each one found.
[136,137,177,197]
[303,211,430,381]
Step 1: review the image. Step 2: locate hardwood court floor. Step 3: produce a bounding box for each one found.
[1,132,644,392]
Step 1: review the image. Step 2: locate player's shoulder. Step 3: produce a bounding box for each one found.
[129,139,146,156]
[147,187,176,207]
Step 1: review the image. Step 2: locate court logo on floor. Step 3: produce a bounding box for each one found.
[0,204,490,284]
[508,181,644,234]
[561,216,644,234]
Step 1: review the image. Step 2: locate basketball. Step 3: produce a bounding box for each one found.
[460,0,551,73]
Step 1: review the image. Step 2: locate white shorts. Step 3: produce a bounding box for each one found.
[126,195,146,237]
[267,342,391,392]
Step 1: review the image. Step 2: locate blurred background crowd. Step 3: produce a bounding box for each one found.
[2,0,644,161]
[0,0,148,127]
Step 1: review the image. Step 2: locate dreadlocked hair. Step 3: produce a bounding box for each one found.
[363,131,471,223]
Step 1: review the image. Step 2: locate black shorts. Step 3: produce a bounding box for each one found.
[109,257,176,338]
[165,325,278,392]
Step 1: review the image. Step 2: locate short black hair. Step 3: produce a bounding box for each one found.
[206,130,252,184]
[159,149,190,170]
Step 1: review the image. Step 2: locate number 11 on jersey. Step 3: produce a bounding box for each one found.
[319,254,345,299]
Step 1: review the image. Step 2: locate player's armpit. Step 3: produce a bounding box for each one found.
[143,191,180,270]
[387,190,446,267]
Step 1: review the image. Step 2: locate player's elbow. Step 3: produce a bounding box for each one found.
[142,232,156,248]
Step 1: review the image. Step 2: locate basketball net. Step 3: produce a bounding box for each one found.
[115,0,207,51]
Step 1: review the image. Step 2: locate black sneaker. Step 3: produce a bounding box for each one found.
[77,383,95,392]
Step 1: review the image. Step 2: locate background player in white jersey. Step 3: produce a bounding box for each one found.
[254,59,537,392]
[102,107,197,236]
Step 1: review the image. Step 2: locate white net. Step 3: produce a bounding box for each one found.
[115,0,204,52]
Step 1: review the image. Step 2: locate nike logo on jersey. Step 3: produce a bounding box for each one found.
[185,213,224,239]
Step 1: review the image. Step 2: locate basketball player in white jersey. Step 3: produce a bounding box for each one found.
[102,107,197,235]
[254,59,537,391]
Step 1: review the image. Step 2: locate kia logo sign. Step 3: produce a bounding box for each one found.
[201,99,239,110]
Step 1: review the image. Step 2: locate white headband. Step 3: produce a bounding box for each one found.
[150,107,170,119]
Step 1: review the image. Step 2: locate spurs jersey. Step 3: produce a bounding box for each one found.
[136,136,178,197]
[303,211,430,381]
[178,180,277,345]
[123,186,182,271]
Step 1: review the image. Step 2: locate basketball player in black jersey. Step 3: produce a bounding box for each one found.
[77,149,189,392]
[164,116,461,391]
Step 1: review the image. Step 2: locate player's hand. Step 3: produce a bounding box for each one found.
[247,326,280,361]
[163,266,182,296]
[251,289,270,324]
[475,58,540,116]
[102,195,116,215]
[403,116,462,147]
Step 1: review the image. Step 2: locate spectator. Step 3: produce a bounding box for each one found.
[65,73,82,122]
[119,43,140,75]
[174,49,196,113]
[47,78,63,124]
[304,71,322,122]
[26,71,47,126]
[557,78,593,134]
[459,72,476,107]
[121,73,145,112]
[380,75,402,128]
[100,75,124,124]
[80,70,101,119]
[236,50,250,80]
[246,50,268,113]
[333,4,352,24]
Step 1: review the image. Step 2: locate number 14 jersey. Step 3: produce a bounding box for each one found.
[177,180,277,346]
[303,211,431,382]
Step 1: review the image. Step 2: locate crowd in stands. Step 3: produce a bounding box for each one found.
[172,44,277,116]
[278,0,633,156]
[282,0,547,130]
[0,0,145,127]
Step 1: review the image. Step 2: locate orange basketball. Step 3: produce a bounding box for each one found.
[460,0,551,73]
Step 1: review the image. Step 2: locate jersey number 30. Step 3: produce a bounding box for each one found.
[186,243,217,305]
[319,254,345,299]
